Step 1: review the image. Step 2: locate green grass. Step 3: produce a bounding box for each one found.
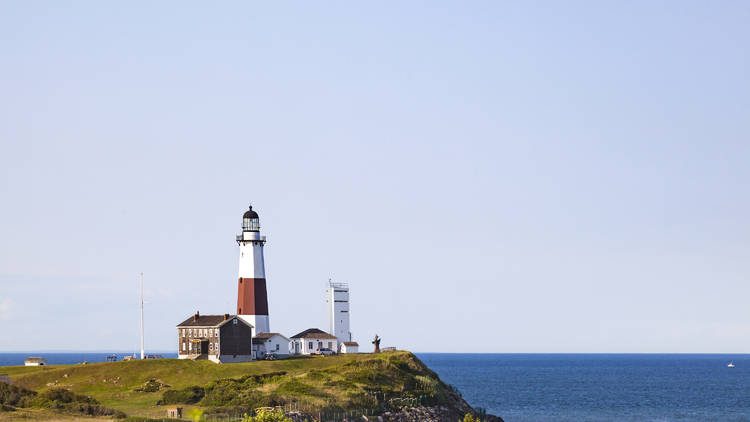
[2,352,451,419]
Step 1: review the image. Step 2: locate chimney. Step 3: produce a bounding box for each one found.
[194,311,200,321]
[223,313,229,321]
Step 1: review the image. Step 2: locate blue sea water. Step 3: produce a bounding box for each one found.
[2,353,748,421]
[417,353,750,422]
[0,352,177,366]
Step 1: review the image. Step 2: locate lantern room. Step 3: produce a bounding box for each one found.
[242,206,260,232]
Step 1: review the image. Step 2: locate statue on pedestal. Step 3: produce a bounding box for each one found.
[372,334,381,353]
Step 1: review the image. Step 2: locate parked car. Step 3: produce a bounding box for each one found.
[263,353,278,361]
[316,348,336,356]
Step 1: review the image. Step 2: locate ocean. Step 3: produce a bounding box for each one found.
[2,353,748,421]
[0,352,177,366]
[418,353,750,422]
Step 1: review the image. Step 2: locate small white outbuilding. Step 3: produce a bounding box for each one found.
[24,357,47,366]
[340,342,359,354]
[252,333,290,358]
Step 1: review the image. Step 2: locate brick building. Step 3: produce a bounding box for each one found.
[177,311,254,363]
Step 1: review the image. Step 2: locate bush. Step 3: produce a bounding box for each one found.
[0,382,37,407]
[200,377,274,408]
[462,413,479,422]
[241,409,292,422]
[20,388,125,418]
[238,372,287,386]
[37,388,99,405]
[415,375,439,395]
[158,386,205,405]
[274,379,326,398]
[134,378,170,392]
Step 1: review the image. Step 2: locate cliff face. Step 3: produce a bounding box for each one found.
[282,379,504,422]
[374,387,504,422]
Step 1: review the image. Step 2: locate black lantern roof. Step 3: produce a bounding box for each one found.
[243,206,259,219]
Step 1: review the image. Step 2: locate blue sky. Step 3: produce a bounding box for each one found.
[1,1,749,353]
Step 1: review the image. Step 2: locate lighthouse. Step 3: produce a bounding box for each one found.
[236,205,270,334]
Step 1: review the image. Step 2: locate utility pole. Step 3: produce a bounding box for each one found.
[140,272,145,360]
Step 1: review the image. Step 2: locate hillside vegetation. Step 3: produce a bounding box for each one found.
[1,352,468,420]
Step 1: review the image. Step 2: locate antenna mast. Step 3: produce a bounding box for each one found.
[140,272,145,360]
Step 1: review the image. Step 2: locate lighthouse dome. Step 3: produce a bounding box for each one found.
[243,207,259,219]
[242,206,260,232]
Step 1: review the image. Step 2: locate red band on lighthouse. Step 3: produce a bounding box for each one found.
[237,277,269,315]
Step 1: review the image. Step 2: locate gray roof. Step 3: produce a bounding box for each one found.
[177,314,246,327]
[252,332,290,344]
[290,328,338,340]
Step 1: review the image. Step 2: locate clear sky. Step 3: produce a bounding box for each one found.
[1,1,748,353]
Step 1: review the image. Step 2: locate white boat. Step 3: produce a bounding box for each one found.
[728,362,735,368]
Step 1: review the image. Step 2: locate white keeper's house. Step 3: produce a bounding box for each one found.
[252,332,290,359]
[290,328,338,355]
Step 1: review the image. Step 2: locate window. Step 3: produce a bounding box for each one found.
[209,343,213,351]
[182,343,185,351]
[189,329,192,336]
[182,329,185,338]
[233,318,238,325]
[276,344,280,351]
[308,342,313,349]
[215,328,219,336]
[328,342,332,349]
[215,342,218,351]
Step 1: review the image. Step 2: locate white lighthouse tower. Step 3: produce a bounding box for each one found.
[236,205,270,334]
[326,280,351,344]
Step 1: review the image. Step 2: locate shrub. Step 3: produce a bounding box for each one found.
[0,382,37,407]
[134,378,170,392]
[240,409,292,422]
[20,388,125,418]
[201,377,275,408]
[158,386,205,405]
[274,379,326,398]
[462,413,479,422]
[239,372,287,386]
[415,375,439,395]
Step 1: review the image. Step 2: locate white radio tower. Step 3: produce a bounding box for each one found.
[140,272,145,360]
